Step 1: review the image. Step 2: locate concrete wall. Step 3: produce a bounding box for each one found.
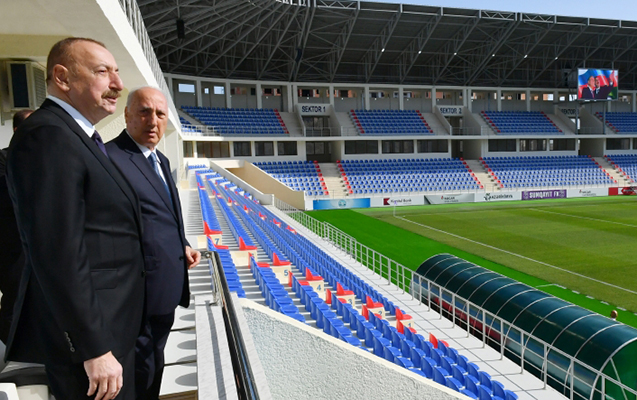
[463,139,484,159]
[0,124,12,149]
[500,100,526,111]
[225,162,305,209]
[579,106,605,133]
[552,107,577,132]
[462,107,487,135]
[205,160,275,205]
[240,299,465,400]
[333,97,360,113]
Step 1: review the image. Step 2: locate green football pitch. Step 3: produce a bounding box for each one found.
[307,196,637,329]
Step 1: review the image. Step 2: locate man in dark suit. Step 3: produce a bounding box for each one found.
[105,87,200,400]
[0,109,33,346]
[5,37,145,400]
[580,76,596,100]
[594,76,614,100]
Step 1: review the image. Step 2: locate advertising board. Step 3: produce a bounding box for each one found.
[424,193,475,205]
[312,198,371,210]
[567,188,608,198]
[476,192,522,202]
[521,189,567,201]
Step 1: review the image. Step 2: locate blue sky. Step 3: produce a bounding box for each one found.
[378,0,637,22]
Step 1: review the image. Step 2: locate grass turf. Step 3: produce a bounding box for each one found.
[307,196,637,329]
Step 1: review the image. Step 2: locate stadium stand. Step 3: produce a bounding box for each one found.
[253,161,329,196]
[604,154,637,182]
[179,116,202,135]
[338,158,482,194]
[481,155,616,189]
[480,111,563,134]
[350,110,433,135]
[595,112,637,133]
[190,166,517,399]
[181,106,289,135]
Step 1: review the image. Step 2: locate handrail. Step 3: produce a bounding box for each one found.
[206,251,260,400]
[273,197,637,400]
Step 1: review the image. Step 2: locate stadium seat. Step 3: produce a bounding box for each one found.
[350,109,434,136]
[481,111,562,135]
[181,106,289,136]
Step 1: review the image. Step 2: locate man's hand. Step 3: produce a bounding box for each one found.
[185,246,201,269]
[84,351,122,400]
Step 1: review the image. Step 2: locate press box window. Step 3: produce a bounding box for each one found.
[183,141,194,157]
[196,142,230,158]
[344,140,378,154]
[382,140,414,154]
[488,139,516,152]
[519,139,547,152]
[233,142,252,156]
[255,142,274,156]
[277,142,297,156]
[607,138,630,150]
[550,139,576,151]
[417,140,448,153]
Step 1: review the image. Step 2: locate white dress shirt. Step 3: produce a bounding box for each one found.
[47,95,95,137]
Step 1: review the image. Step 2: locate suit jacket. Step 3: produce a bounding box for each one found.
[105,131,190,316]
[595,86,614,100]
[5,99,146,365]
[0,149,24,343]
[581,87,595,100]
[0,148,21,269]
[0,148,7,176]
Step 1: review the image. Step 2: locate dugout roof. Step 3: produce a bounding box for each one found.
[139,0,637,90]
[417,253,637,400]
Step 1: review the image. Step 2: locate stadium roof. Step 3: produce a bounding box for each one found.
[139,0,637,90]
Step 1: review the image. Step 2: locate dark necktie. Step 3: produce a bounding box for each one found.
[91,130,108,157]
[148,152,172,201]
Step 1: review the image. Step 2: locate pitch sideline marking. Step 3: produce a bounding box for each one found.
[530,207,637,228]
[394,215,637,296]
[535,283,566,289]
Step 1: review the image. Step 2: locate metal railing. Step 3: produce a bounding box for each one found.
[181,125,290,137]
[274,198,637,400]
[116,0,181,129]
[305,127,338,137]
[451,126,487,136]
[206,251,261,400]
[576,127,618,135]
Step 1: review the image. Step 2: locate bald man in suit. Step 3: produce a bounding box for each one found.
[105,87,200,400]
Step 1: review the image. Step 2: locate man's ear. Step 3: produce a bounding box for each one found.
[51,64,71,93]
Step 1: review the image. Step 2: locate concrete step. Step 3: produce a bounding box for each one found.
[319,163,349,197]
[465,159,499,191]
[594,157,630,185]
